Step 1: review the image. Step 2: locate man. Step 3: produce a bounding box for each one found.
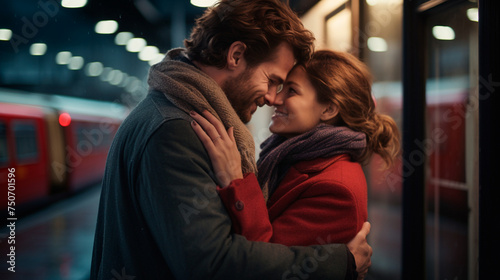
[91,0,372,279]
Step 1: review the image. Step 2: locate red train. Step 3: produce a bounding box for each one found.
[0,89,128,215]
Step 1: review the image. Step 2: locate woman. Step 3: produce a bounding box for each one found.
[190,50,400,246]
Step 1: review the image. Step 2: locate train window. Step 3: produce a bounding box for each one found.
[0,122,8,166]
[13,122,39,164]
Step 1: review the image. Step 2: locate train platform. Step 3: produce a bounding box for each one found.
[0,185,100,280]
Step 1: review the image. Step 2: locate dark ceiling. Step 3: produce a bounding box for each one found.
[0,0,318,107]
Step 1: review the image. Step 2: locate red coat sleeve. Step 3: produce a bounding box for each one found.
[217,173,273,242]
[218,172,365,246]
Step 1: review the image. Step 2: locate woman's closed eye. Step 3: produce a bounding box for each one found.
[286,87,298,96]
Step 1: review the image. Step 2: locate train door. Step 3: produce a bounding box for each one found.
[423,2,478,279]
[0,104,50,210]
[403,0,499,279]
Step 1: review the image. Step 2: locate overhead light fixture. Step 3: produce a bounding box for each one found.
[139,46,160,61]
[467,8,478,22]
[118,73,130,87]
[190,0,218,8]
[126,78,142,93]
[121,76,136,88]
[0,29,12,41]
[115,32,134,45]
[126,37,147,52]
[367,37,388,52]
[148,53,165,66]
[61,0,88,8]
[109,70,124,85]
[55,51,72,65]
[95,20,119,34]
[85,62,104,76]
[99,67,113,81]
[68,56,84,70]
[30,43,47,56]
[432,25,455,40]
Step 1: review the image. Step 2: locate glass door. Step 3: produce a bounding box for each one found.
[424,1,478,279]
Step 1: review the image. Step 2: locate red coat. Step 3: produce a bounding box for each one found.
[218,154,368,246]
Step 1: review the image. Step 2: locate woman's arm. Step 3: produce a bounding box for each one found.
[190,110,273,240]
[216,173,274,242]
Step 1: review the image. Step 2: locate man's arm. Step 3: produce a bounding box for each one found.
[137,120,354,280]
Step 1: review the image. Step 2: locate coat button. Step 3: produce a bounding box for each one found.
[235,200,244,211]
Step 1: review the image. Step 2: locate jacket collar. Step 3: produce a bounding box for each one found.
[293,154,351,173]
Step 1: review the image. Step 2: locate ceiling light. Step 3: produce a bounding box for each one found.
[126,38,147,52]
[55,51,72,65]
[109,69,124,85]
[367,37,388,52]
[118,73,130,87]
[95,20,119,34]
[126,78,142,93]
[190,0,218,8]
[68,56,84,70]
[467,8,478,22]
[61,0,87,8]
[148,53,165,66]
[115,32,133,45]
[0,29,12,41]
[121,76,137,88]
[139,46,160,61]
[30,43,47,56]
[85,62,104,76]
[99,67,113,81]
[432,26,455,40]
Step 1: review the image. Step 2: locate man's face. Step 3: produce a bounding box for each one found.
[222,42,295,123]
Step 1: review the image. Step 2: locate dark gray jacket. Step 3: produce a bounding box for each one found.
[90,88,356,279]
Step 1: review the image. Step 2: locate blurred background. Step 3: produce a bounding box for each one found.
[0,0,491,279]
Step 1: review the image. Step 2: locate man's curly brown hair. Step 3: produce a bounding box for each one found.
[184,0,315,68]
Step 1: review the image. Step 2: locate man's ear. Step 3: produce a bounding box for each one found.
[320,103,339,122]
[226,41,247,70]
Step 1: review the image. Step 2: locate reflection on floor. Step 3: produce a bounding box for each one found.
[0,185,469,280]
[0,185,100,280]
[366,201,469,280]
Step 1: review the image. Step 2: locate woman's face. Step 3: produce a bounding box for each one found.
[269,66,330,138]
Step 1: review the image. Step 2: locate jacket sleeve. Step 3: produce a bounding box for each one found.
[217,173,274,242]
[218,175,362,245]
[136,120,350,280]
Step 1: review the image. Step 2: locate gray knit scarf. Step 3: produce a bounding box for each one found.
[257,124,367,198]
[147,48,257,174]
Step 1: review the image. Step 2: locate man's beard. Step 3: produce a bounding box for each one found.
[221,67,257,124]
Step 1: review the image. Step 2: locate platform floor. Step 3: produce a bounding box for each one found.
[0,186,100,280]
[0,183,467,280]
